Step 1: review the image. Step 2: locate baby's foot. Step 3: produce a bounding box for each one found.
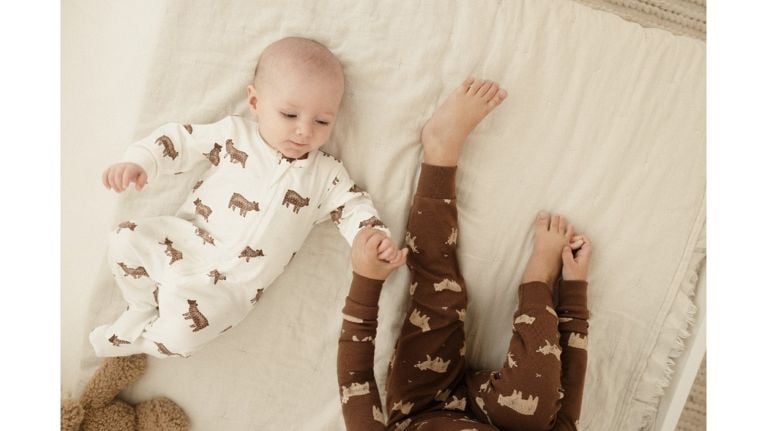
[421,78,508,166]
[522,212,575,287]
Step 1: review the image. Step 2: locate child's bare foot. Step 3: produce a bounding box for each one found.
[421,78,508,166]
[563,235,592,281]
[521,212,575,287]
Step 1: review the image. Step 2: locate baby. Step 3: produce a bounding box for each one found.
[91,37,404,358]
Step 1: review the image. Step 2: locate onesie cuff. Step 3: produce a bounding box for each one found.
[557,280,589,320]
[122,146,158,179]
[416,164,457,199]
[518,282,554,308]
[348,272,385,307]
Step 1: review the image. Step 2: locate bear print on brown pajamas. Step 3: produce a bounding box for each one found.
[337,165,590,431]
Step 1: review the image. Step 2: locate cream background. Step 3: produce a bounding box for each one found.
[62,0,163,395]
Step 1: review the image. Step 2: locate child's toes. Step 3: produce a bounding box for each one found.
[550,214,561,231]
[565,224,575,240]
[468,79,486,95]
[462,77,475,93]
[490,89,508,106]
[477,80,493,97]
[535,211,550,232]
[484,82,500,101]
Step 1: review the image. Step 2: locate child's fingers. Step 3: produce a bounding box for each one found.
[377,238,391,253]
[574,238,592,263]
[379,248,396,262]
[387,248,409,268]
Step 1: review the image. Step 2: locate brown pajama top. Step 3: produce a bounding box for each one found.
[338,165,590,431]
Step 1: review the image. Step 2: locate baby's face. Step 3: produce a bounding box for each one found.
[249,69,343,159]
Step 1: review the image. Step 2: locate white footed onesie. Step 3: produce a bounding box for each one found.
[90,116,388,358]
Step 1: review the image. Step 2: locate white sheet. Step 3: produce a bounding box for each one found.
[73,1,705,429]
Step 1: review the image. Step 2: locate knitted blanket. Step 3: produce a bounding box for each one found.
[573,0,706,39]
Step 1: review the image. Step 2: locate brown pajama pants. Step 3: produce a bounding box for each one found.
[338,165,589,431]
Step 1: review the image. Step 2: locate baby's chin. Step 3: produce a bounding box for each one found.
[277,147,311,160]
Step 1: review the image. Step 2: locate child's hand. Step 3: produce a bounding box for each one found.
[352,228,408,280]
[562,235,592,281]
[377,236,401,262]
[102,162,148,192]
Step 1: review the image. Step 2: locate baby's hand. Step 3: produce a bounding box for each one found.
[377,236,402,262]
[102,162,148,192]
[352,228,408,280]
[562,235,592,281]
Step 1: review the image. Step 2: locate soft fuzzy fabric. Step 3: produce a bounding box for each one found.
[573,0,706,40]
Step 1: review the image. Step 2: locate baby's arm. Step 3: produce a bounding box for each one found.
[317,162,396,255]
[103,120,226,192]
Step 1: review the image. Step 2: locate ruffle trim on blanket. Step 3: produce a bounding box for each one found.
[571,0,706,40]
[624,207,706,429]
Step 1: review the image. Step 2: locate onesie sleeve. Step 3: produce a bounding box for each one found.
[337,273,387,431]
[553,280,590,431]
[316,162,391,247]
[120,119,229,180]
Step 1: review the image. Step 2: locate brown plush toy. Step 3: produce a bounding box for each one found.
[61,354,189,431]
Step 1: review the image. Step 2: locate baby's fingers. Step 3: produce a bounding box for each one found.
[121,167,135,191]
[102,168,111,189]
[136,170,148,191]
[109,168,124,192]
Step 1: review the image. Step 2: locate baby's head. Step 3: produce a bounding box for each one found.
[247,37,345,159]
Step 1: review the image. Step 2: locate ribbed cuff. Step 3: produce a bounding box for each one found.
[348,272,385,307]
[415,164,457,199]
[518,282,554,308]
[557,280,589,320]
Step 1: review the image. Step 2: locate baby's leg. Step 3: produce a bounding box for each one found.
[90,222,168,357]
[466,213,575,431]
[91,216,229,358]
[384,79,506,426]
[94,275,248,358]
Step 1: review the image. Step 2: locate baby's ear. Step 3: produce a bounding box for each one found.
[246,85,258,112]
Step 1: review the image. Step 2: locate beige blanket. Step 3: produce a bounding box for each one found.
[75,0,705,429]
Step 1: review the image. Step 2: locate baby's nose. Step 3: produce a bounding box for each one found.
[296,122,313,137]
